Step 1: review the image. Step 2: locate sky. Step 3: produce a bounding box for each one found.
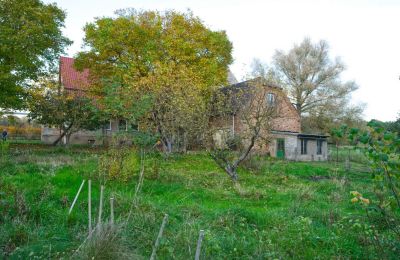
[44,0,400,121]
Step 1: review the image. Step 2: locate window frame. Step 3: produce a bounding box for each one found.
[300,139,308,155]
[104,120,112,131]
[266,93,276,106]
[317,139,323,155]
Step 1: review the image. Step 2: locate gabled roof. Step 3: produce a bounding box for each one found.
[59,56,90,91]
[224,77,281,91]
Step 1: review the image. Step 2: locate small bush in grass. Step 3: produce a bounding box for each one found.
[76,224,140,260]
[98,147,140,182]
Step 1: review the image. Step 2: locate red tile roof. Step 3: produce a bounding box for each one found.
[60,56,90,91]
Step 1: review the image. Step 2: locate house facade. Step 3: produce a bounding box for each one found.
[211,79,328,161]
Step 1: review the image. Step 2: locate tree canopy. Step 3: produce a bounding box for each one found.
[248,38,365,134]
[28,80,105,145]
[272,38,359,116]
[0,0,71,109]
[75,9,233,152]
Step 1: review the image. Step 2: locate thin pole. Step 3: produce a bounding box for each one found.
[195,229,205,260]
[88,180,92,236]
[97,185,104,233]
[110,196,114,226]
[150,214,169,260]
[68,180,85,215]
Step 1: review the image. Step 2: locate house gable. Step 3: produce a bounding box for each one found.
[219,78,301,134]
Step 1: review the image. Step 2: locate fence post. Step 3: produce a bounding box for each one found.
[88,180,92,236]
[110,196,114,226]
[195,229,205,260]
[150,214,169,260]
[68,180,85,215]
[97,185,104,233]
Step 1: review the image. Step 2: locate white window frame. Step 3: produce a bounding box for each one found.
[104,120,112,131]
[266,93,276,106]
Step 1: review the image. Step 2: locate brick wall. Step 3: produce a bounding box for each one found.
[211,85,300,136]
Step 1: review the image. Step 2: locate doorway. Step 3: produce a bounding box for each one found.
[276,138,285,159]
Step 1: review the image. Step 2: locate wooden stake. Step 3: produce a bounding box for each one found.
[97,185,104,232]
[68,180,85,215]
[195,230,205,260]
[150,214,169,260]
[88,180,92,236]
[110,196,114,226]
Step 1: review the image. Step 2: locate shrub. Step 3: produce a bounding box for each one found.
[99,147,140,181]
[76,224,139,259]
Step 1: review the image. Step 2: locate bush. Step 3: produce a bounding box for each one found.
[99,147,140,181]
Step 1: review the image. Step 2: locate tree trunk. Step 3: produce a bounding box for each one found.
[66,132,72,146]
[161,137,173,154]
[225,165,238,182]
[166,139,173,153]
[53,124,73,146]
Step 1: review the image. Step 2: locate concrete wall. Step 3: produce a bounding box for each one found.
[295,139,328,161]
[41,127,104,145]
[269,133,298,160]
[267,133,328,161]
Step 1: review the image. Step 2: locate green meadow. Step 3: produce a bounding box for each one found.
[1,144,399,259]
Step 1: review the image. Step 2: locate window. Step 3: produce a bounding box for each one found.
[300,139,307,154]
[118,119,127,131]
[130,123,139,131]
[104,120,111,131]
[317,139,323,155]
[266,93,276,106]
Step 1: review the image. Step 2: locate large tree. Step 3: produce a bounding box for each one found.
[0,0,71,109]
[272,38,360,116]
[75,9,233,152]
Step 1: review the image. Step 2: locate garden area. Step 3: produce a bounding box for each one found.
[1,1,400,259]
[1,143,399,259]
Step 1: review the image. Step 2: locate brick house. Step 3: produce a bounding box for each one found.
[211,79,328,161]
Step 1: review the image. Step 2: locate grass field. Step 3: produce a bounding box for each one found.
[0,144,399,259]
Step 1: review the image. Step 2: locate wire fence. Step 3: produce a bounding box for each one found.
[328,145,371,172]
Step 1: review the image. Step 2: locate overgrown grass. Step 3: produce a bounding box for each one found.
[0,146,399,259]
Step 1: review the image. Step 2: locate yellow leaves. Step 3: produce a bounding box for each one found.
[350,191,370,205]
[361,198,370,205]
[351,197,359,203]
[350,191,361,197]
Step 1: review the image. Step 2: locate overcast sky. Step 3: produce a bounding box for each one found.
[45,0,400,121]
